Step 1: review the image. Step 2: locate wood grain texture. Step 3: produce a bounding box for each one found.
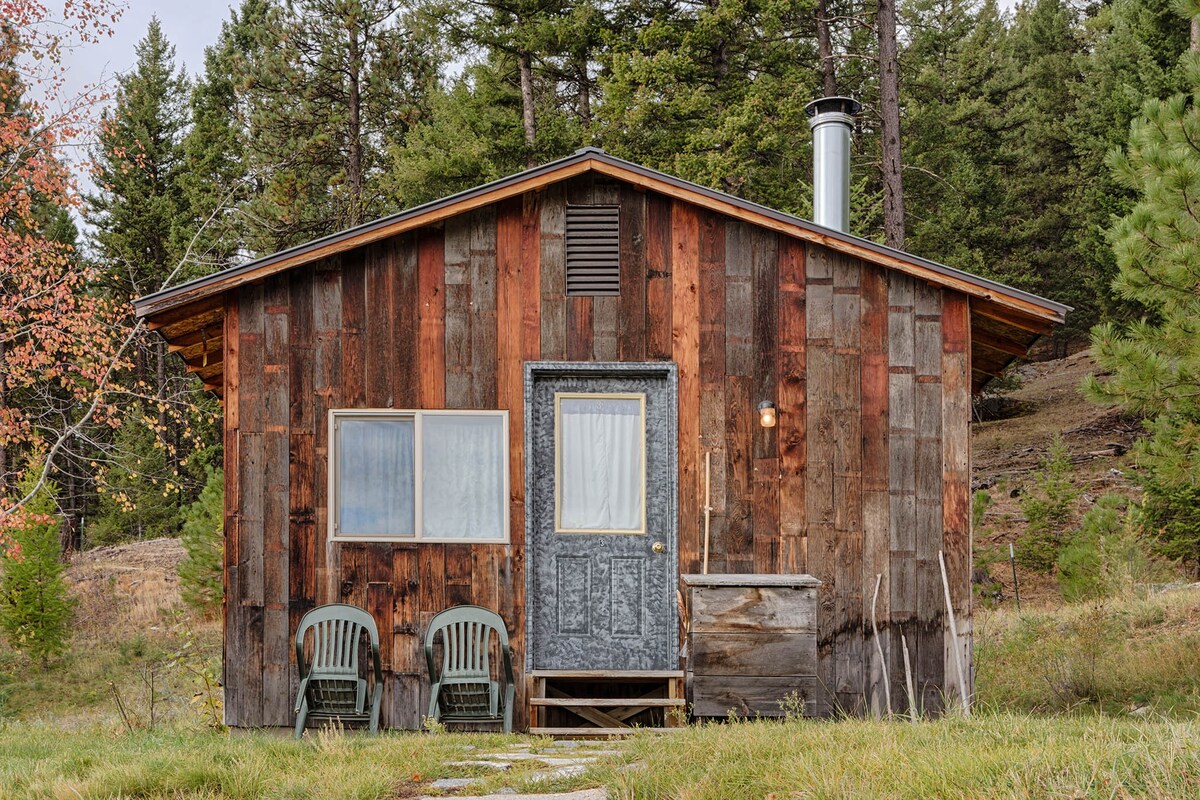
[216,183,977,729]
[777,238,807,573]
[672,200,701,574]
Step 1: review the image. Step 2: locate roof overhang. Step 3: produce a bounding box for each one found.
[135,147,1070,397]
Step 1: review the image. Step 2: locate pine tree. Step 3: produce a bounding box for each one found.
[87,17,191,299]
[179,467,224,616]
[0,467,74,669]
[89,404,182,546]
[1085,15,1200,569]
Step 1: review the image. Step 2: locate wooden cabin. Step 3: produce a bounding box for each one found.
[136,147,1067,732]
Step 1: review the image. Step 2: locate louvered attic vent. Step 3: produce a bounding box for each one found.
[565,204,620,296]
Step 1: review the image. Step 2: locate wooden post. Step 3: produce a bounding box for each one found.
[939,550,969,716]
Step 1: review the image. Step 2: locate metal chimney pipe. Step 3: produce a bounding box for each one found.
[805,96,862,233]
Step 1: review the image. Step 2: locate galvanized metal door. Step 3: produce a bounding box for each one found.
[525,363,678,671]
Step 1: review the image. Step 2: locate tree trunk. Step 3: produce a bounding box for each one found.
[519,49,537,167]
[878,0,905,249]
[1192,16,1199,51]
[156,338,168,439]
[816,0,838,97]
[577,57,592,134]
[346,22,364,226]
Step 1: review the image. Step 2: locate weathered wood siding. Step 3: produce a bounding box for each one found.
[222,173,972,728]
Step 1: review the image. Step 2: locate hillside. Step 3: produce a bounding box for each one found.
[971,350,1146,606]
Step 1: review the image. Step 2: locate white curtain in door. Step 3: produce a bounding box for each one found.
[558,397,644,531]
[422,414,506,539]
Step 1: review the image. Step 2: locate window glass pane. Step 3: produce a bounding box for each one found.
[422,414,506,539]
[337,418,415,536]
[558,396,644,532]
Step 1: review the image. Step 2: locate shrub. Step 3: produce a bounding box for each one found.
[1059,495,1172,601]
[0,468,74,668]
[1017,436,1077,572]
[179,467,223,616]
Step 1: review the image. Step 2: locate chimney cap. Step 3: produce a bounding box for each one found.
[804,96,862,118]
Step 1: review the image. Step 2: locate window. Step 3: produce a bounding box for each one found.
[565,204,620,295]
[554,393,646,533]
[330,410,509,542]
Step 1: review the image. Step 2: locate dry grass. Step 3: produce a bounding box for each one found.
[976,587,1200,716]
[593,713,1200,799]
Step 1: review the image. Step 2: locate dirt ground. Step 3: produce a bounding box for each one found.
[65,537,188,637]
[971,349,1146,606]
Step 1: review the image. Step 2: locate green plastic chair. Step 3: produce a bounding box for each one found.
[424,605,515,733]
[293,603,383,738]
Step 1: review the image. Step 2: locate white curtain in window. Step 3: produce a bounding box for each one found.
[422,414,506,539]
[338,418,415,535]
[558,397,644,531]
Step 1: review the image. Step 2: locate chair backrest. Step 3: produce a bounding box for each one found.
[296,603,380,678]
[425,605,509,681]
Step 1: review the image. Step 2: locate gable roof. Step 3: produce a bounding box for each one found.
[135,147,1069,395]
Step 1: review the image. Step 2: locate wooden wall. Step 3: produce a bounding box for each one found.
[221,173,972,729]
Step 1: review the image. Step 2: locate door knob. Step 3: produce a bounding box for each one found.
[652,542,665,554]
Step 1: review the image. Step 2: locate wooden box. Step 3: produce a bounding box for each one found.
[683,574,821,718]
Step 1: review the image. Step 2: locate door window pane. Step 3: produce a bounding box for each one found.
[337,418,415,536]
[422,414,507,539]
[556,395,645,532]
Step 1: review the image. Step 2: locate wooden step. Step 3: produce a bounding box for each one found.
[530,726,684,737]
[530,697,685,707]
[530,669,685,679]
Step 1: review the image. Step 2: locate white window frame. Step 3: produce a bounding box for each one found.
[328,408,510,544]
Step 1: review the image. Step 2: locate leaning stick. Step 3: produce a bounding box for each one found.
[900,632,918,725]
[939,550,971,716]
[870,573,892,718]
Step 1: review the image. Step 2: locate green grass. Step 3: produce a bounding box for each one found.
[976,589,1200,716]
[595,714,1200,799]
[0,714,1196,799]
[0,724,567,799]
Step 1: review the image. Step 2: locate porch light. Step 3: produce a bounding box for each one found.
[758,401,777,428]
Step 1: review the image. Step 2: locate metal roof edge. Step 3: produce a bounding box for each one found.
[135,148,1070,323]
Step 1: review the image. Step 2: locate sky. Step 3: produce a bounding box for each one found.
[62,2,231,94]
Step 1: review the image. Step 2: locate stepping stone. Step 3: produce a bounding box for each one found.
[528,764,590,782]
[448,760,513,770]
[482,753,594,765]
[431,777,481,790]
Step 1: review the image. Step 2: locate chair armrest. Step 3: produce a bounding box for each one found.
[294,676,311,714]
[371,641,383,689]
[501,642,515,689]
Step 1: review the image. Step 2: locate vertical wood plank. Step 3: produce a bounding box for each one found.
[222,294,241,726]
[539,184,566,360]
[804,243,835,715]
[914,281,944,715]
[418,228,446,409]
[469,206,498,407]
[777,238,807,574]
[699,212,727,572]
[942,292,972,709]
[394,234,420,408]
[752,230,780,574]
[860,263,891,717]
[618,186,647,361]
[646,193,673,361]
[723,221,754,572]
[445,214,473,407]
[262,275,291,726]
[887,270,916,715]
[672,200,701,574]
[313,260,343,604]
[832,254,863,715]
[365,240,395,407]
[592,180,621,360]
